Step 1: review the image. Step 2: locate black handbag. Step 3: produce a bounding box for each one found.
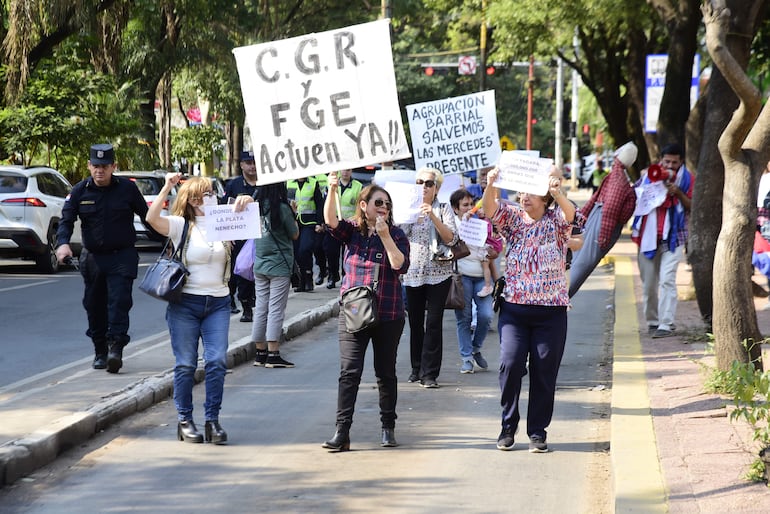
[340,253,382,333]
[139,220,190,303]
[444,262,466,310]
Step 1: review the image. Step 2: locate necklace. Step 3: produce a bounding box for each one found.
[194,224,215,263]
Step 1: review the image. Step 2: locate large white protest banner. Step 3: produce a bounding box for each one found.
[406,90,500,175]
[494,150,552,195]
[203,204,261,241]
[232,19,411,185]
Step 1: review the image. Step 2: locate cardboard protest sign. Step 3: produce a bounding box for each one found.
[407,91,500,175]
[458,217,489,247]
[494,150,552,195]
[203,203,261,241]
[232,19,411,185]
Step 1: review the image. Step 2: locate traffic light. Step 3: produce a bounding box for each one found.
[422,64,451,76]
[486,66,496,75]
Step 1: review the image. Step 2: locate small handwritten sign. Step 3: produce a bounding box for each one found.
[458,217,488,247]
[386,181,423,225]
[494,151,552,195]
[634,181,668,216]
[203,203,261,241]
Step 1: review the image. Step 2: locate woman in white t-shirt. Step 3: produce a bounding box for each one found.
[146,174,250,445]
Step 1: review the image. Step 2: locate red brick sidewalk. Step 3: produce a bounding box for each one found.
[615,236,770,511]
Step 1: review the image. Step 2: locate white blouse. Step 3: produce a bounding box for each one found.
[167,215,229,297]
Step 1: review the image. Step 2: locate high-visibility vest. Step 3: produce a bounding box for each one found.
[287,178,319,224]
[339,179,363,220]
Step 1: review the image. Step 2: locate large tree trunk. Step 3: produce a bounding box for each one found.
[703,0,768,370]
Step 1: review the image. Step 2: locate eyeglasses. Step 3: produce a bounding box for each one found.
[416,179,436,188]
[371,198,393,210]
[191,191,214,202]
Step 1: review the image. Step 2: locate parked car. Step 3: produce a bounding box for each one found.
[0,165,82,273]
[113,171,176,242]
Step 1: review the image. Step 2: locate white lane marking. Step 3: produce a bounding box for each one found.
[0,280,57,292]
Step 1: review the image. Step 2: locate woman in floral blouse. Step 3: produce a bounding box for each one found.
[399,167,458,389]
[482,166,585,453]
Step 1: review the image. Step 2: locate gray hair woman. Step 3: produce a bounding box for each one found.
[398,167,458,388]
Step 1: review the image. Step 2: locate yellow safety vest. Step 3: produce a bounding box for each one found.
[287,178,319,225]
[339,179,363,220]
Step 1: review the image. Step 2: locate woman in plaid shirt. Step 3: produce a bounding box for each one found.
[320,173,410,451]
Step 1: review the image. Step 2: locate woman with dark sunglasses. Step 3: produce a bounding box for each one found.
[320,173,410,451]
[399,167,458,389]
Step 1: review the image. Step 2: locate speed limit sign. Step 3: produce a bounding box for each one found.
[458,55,477,76]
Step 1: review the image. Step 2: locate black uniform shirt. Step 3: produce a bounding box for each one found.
[57,176,149,253]
[224,176,259,203]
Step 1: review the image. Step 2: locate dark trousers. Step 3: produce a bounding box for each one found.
[335,316,405,429]
[497,302,567,439]
[405,278,451,381]
[294,225,322,274]
[322,232,341,281]
[229,240,255,308]
[80,247,138,353]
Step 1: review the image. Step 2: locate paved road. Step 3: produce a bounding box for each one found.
[0,247,167,387]
[0,264,613,513]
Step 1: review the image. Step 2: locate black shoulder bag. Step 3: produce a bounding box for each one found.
[340,252,382,333]
[139,219,190,303]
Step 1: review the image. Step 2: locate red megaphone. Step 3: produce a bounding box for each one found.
[647,163,674,183]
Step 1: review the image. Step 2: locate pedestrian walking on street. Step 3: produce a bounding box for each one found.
[321,174,410,451]
[55,144,155,373]
[398,167,458,389]
[482,166,585,452]
[237,183,299,368]
[145,173,250,445]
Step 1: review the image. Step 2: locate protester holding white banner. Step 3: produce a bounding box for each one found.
[482,165,585,452]
[398,167,458,389]
[145,174,254,445]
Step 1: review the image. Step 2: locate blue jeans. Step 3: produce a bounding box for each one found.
[454,274,493,361]
[166,294,230,422]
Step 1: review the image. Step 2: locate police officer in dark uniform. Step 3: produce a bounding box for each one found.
[224,150,259,322]
[287,175,325,292]
[56,144,153,373]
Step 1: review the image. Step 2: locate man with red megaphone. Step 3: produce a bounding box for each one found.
[631,143,694,339]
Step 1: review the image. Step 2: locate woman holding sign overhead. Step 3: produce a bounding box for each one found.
[146,173,250,445]
[482,166,584,452]
[399,167,458,389]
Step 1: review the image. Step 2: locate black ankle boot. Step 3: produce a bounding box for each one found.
[106,340,124,374]
[381,428,398,447]
[177,420,203,443]
[322,428,350,451]
[205,420,228,444]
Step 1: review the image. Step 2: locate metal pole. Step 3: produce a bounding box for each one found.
[479,0,488,91]
[555,57,564,170]
[527,55,534,151]
[570,30,580,190]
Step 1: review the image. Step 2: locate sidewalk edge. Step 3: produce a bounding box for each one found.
[0,298,340,487]
[611,256,667,512]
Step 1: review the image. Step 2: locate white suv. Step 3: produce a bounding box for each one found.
[113,171,176,242]
[0,165,82,273]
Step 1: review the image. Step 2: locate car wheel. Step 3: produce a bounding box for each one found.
[35,230,59,274]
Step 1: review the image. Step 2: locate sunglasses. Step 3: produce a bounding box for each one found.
[416,179,436,188]
[371,198,393,210]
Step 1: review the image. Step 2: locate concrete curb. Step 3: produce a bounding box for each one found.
[0,297,340,487]
[611,256,667,512]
